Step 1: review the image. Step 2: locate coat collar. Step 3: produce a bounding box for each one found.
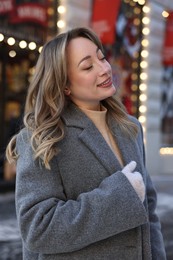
[61,102,141,174]
[61,102,93,129]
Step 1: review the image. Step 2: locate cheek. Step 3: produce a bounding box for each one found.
[68,69,82,85]
[71,74,94,88]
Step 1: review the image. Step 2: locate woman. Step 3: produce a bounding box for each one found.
[6,27,166,259]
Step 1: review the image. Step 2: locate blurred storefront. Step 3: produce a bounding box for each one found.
[0,0,57,181]
[0,0,172,185]
[139,0,173,175]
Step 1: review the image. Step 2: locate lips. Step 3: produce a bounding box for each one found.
[97,78,112,88]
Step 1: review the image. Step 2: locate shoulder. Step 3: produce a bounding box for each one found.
[127,114,143,134]
[127,114,141,127]
[16,128,32,154]
[16,128,31,141]
[127,115,144,145]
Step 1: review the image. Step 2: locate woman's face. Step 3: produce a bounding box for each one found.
[66,37,116,110]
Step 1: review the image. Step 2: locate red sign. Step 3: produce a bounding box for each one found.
[10,3,48,27]
[163,11,173,65]
[0,0,14,14]
[91,0,121,44]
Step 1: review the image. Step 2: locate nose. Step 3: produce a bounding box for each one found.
[97,60,110,76]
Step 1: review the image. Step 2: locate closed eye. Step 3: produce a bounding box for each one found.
[100,56,106,61]
[83,66,93,71]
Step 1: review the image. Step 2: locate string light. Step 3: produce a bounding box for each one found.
[162,10,169,18]
[138,2,150,143]
[142,27,150,35]
[133,0,146,5]
[7,37,15,46]
[142,17,150,25]
[57,0,66,32]
[9,50,16,58]
[140,72,148,80]
[0,32,43,55]
[138,115,146,123]
[139,83,147,91]
[58,5,66,14]
[19,40,27,49]
[139,105,147,113]
[138,0,145,5]
[57,20,65,28]
[39,46,43,53]
[141,49,149,58]
[143,5,150,13]
[0,33,4,42]
[140,61,148,68]
[139,93,147,101]
[28,42,37,50]
[141,39,149,47]
[131,84,138,91]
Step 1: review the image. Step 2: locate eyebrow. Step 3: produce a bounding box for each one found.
[77,47,99,67]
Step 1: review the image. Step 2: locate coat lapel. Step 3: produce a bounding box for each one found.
[62,103,121,175]
[61,102,142,176]
[110,119,143,173]
[79,123,121,175]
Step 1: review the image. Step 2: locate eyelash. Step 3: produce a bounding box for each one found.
[101,56,106,60]
[84,67,93,71]
[84,57,106,70]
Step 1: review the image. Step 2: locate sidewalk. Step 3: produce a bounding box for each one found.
[0,176,173,260]
[152,176,173,260]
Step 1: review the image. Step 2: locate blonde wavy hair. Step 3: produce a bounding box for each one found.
[6,27,138,169]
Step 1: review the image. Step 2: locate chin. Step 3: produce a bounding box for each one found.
[107,85,116,96]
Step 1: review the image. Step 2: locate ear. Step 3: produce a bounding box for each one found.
[64,87,71,96]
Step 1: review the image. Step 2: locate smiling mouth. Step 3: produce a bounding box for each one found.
[97,78,112,88]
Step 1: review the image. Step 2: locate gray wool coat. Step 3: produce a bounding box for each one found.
[15,102,166,260]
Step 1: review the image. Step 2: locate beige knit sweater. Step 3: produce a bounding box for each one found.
[80,106,124,166]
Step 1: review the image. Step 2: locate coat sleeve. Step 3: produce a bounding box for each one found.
[15,129,148,255]
[137,122,167,260]
[146,174,167,259]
